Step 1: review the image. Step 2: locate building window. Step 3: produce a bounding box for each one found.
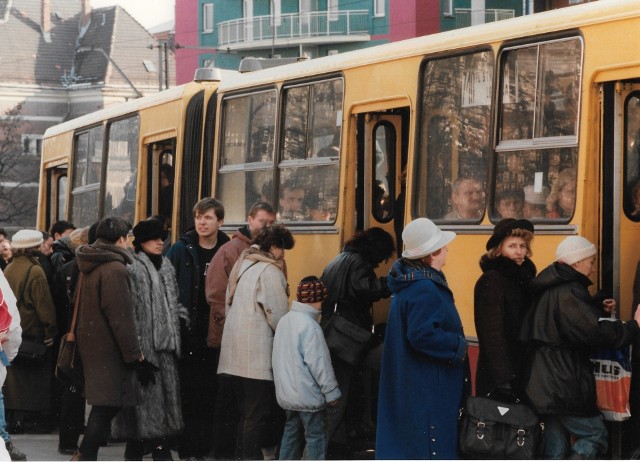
[22,134,42,156]
[374,0,385,17]
[203,3,214,33]
[443,0,453,16]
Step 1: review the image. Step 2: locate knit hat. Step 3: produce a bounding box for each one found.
[486,218,534,251]
[402,218,456,259]
[132,219,168,247]
[11,229,44,249]
[297,276,328,304]
[555,236,596,265]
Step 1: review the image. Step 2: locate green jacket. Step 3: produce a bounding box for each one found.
[4,255,57,340]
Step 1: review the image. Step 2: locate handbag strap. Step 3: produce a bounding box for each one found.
[67,274,84,339]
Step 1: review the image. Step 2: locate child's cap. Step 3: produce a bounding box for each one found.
[297,276,328,304]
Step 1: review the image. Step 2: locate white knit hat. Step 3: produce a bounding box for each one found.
[402,218,456,259]
[555,236,596,265]
[11,229,44,249]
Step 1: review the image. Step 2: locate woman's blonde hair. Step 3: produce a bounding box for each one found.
[485,228,534,259]
[546,168,576,212]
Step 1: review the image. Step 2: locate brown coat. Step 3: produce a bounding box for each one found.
[76,240,141,407]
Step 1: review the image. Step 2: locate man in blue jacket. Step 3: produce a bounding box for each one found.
[167,197,229,460]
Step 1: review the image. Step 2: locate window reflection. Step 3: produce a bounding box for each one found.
[624,94,640,221]
[416,51,493,223]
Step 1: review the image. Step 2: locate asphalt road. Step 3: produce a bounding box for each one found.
[9,433,126,461]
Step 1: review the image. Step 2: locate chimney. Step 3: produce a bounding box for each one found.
[81,0,91,29]
[41,0,51,42]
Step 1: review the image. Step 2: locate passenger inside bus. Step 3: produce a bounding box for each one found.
[278,181,305,221]
[628,179,640,221]
[495,189,524,219]
[305,193,332,222]
[443,178,484,220]
[159,162,174,220]
[546,168,576,219]
[522,185,549,219]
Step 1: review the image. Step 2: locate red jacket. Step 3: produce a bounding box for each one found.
[205,230,251,348]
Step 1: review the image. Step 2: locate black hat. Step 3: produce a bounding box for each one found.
[132,219,168,247]
[486,218,534,251]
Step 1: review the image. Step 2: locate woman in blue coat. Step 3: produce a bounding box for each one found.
[376,218,469,459]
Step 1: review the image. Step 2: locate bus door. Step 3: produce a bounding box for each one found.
[44,164,68,229]
[360,112,407,324]
[144,138,176,227]
[600,79,640,462]
[601,82,640,322]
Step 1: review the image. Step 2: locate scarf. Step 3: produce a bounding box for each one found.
[226,245,284,307]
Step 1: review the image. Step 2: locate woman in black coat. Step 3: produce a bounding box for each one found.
[474,218,536,398]
[320,227,394,453]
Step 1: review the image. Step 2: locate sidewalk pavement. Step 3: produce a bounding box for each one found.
[9,433,125,461]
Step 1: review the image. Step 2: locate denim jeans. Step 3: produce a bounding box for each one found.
[0,389,10,443]
[279,409,327,460]
[543,414,608,459]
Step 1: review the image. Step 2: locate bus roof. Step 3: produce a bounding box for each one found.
[218,0,640,91]
[43,81,216,139]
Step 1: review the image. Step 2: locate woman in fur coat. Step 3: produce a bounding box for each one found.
[474,218,536,398]
[115,219,186,460]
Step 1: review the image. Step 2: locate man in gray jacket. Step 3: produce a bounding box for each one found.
[272,276,341,460]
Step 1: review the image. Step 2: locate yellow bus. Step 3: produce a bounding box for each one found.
[39,0,640,358]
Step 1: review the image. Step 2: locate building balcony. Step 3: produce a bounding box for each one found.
[454,8,515,29]
[217,10,371,52]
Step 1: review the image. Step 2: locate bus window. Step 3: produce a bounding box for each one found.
[624,94,640,221]
[217,90,277,222]
[70,126,103,227]
[103,115,140,223]
[415,51,493,223]
[492,147,577,221]
[57,175,67,221]
[492,37,582,223]
[278,78,342,223]
[372,122,395,223]
[499,37,582,144]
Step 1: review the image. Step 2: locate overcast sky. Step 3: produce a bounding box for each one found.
[90,0,175,30]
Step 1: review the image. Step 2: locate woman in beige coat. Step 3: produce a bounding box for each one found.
[218,225,294,460]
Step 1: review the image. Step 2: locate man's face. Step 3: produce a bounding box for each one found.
[497,197,523,219]
[523,202,546,219]
[452,180,483,219]
[279,188,304,213]
[41,237,54,256]
[2,242,11,259]
[195,208,223,240]
[247,210,275,236]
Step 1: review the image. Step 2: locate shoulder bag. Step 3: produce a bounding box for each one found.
[459,394,543,460]
[55,274,84,388]
[14,264,48,366]
[323,301,372,365]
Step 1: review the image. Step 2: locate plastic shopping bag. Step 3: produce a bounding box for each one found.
[591,344,632,421]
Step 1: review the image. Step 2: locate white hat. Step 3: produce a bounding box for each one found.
[524,185,549,205]
[11,229,44,249]
[402,218,456,259]
[555,236,596,265]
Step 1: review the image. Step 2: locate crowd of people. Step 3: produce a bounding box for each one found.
[0,193,638,461]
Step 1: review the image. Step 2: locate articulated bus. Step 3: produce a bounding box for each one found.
[39,0,640,377]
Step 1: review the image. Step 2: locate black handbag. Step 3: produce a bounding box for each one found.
[56,275,84,388]
[459,395,543,460]
[323,303,372,365]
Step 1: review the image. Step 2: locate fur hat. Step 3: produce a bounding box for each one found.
[555,236,596,265]
[486,218,534,251]
[11,229,44,249]
[402,218,456,259]
[297,276,328,304]
[132,219,168,247]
